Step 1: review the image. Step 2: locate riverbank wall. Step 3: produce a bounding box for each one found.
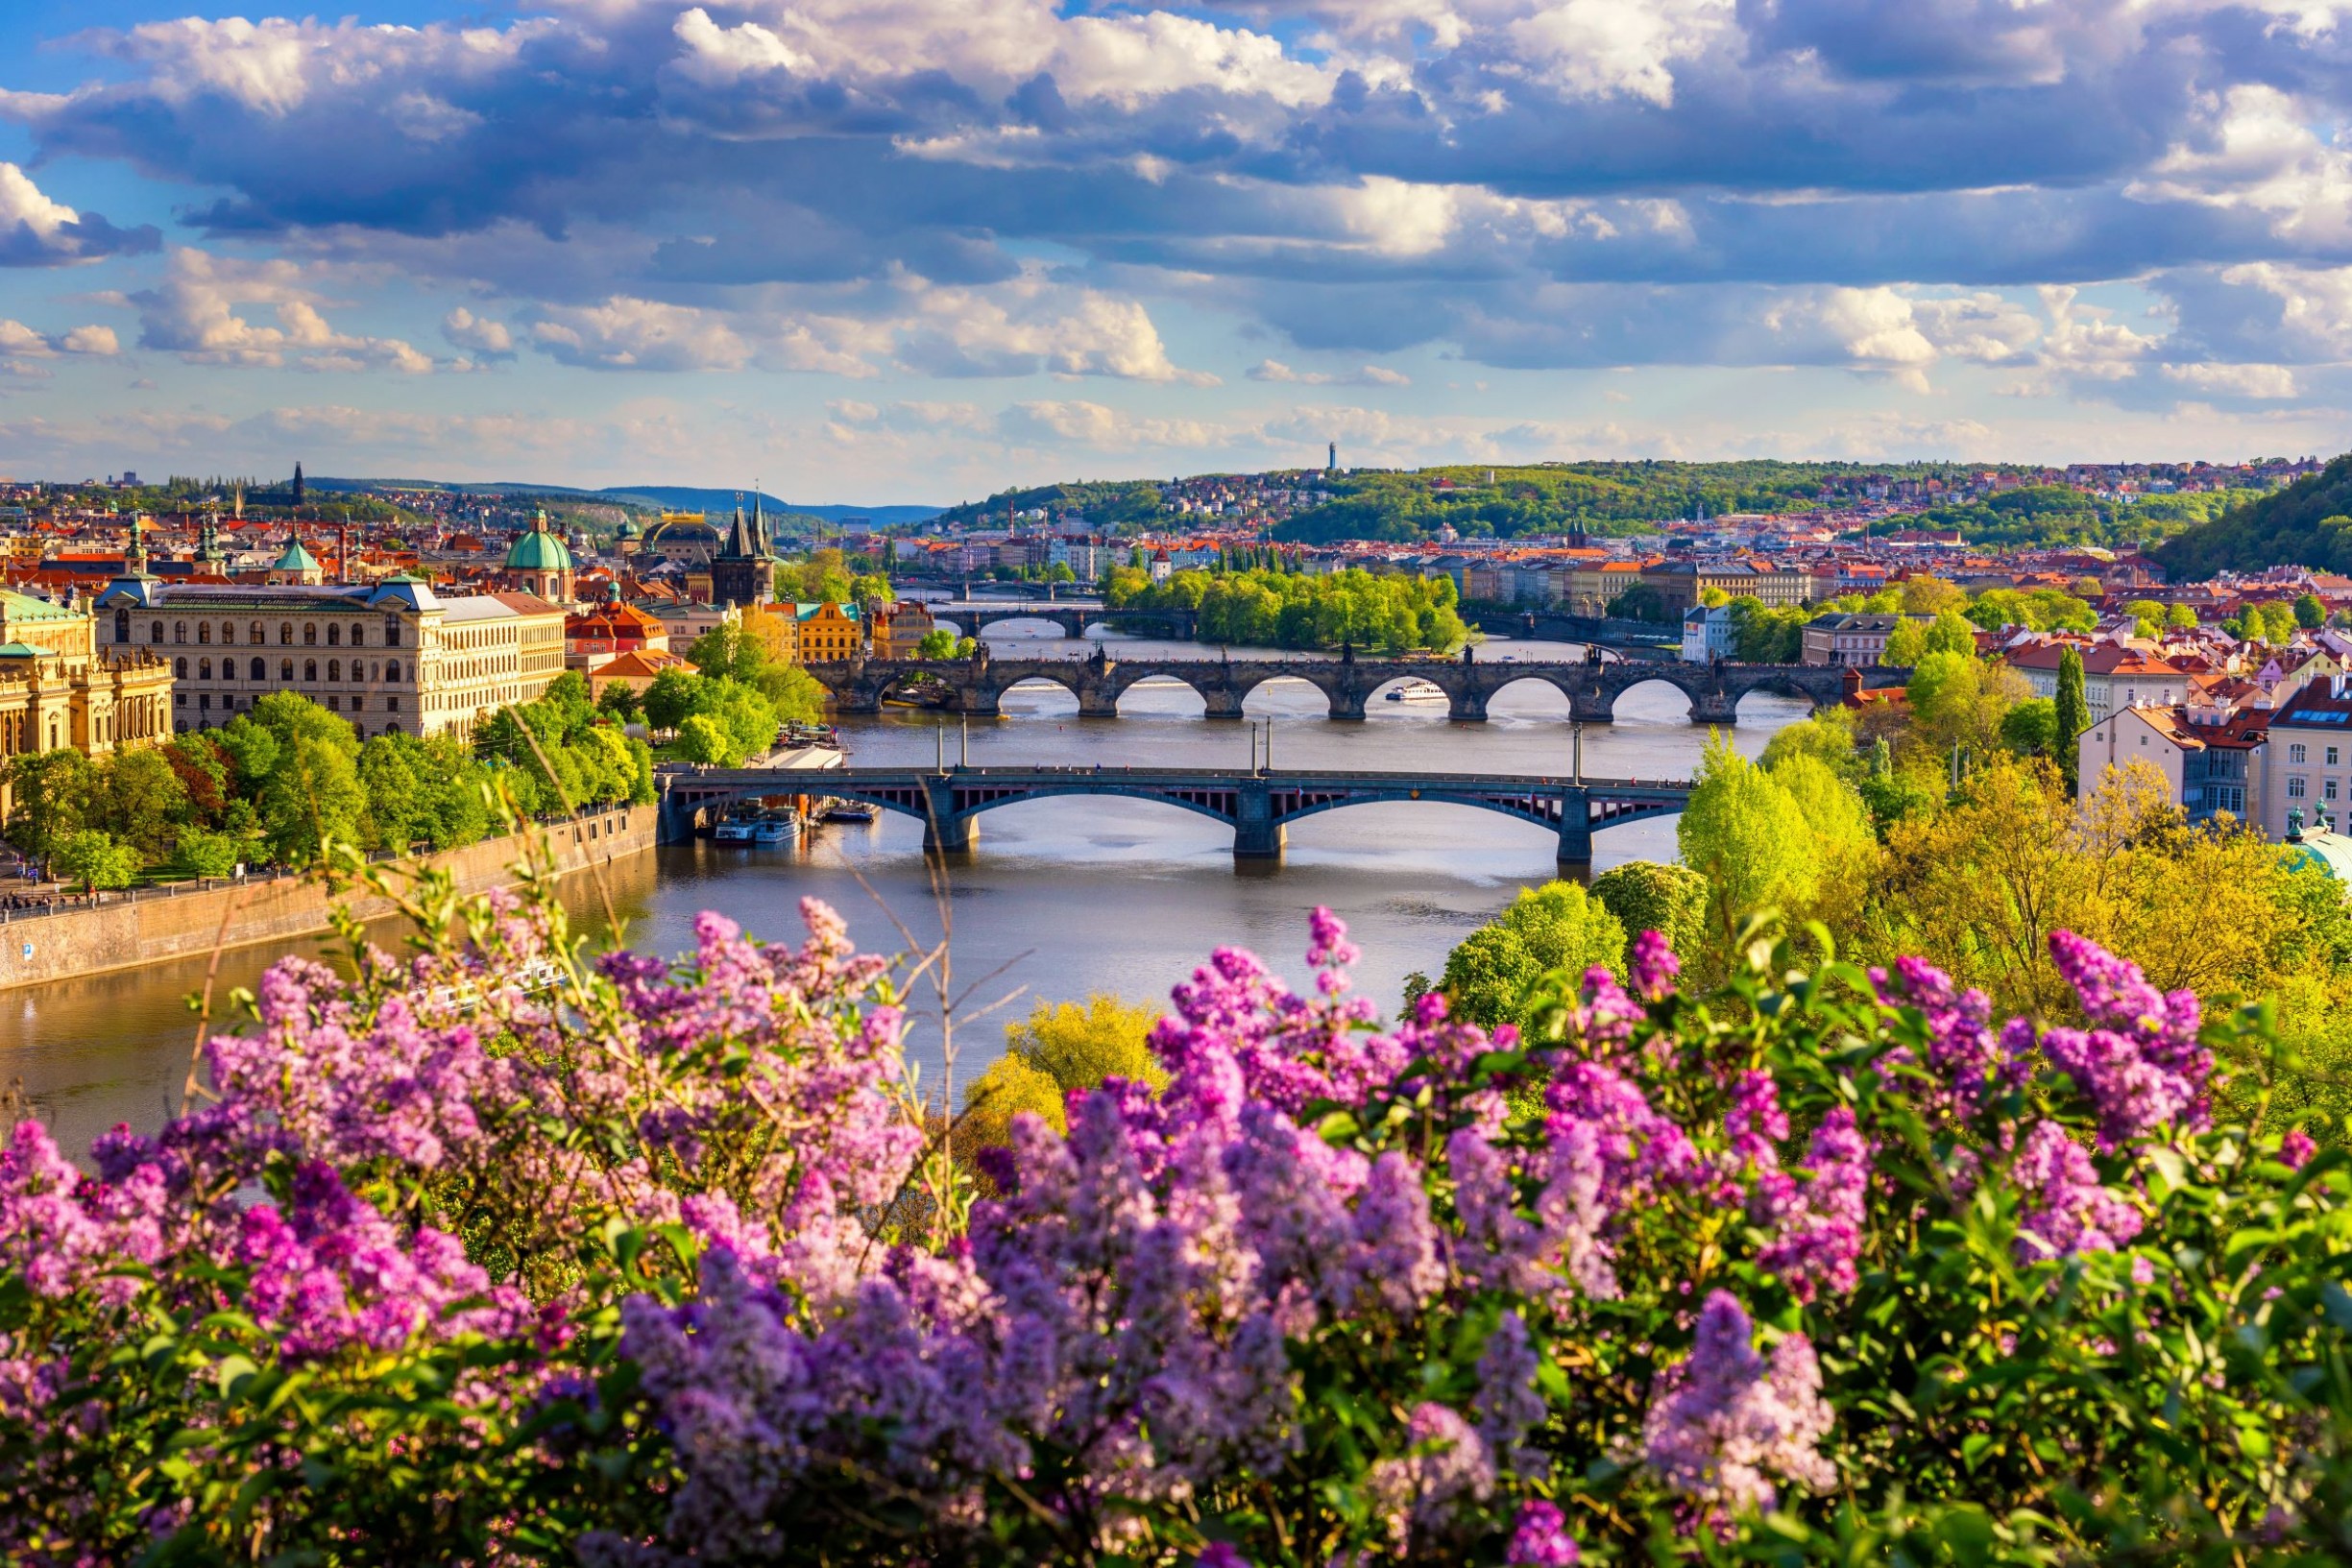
[0,806,655,992]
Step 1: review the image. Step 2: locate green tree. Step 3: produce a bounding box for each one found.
[1677,734,1817,943]
[675,712,741,767]
[2000,696,2060,758]
[1879,616,1929,666]
[54,829,137,892]
[2167,602,2198,630]
[1758,710,1858,777]
[915,628,958,660]
[595,682,643,723]
[1923,612,1978,659]
[2298,592,2327,630]
[643,668,703,733]
[258,735,366,864]
[1898,576,1965,616]
[172,829,241,880]
[2055,645,2090,794]
[1587,861,1709,958]
[8,750,96,859]
[357,734,425,851]
[687,624,766,686]
[96,748,187,858]
[2124,598,2167,639]
[1439,881,1627,1033]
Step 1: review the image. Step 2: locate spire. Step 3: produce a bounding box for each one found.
[124,510,148,576]
[751,484,766,556]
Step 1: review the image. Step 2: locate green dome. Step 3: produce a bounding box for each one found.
[274,539,321,571]
[505,526,574,572]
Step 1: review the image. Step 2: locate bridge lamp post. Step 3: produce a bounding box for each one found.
[1571,720,1584,785]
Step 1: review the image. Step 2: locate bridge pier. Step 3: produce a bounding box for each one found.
[1234,781,1285,861]
[1326,693,1368,721]
[1077,689,1120,718]
[1688,694,1738,727]
[1569,694,1615,724]
[1202,687,1247,719]
[1448,689,1489,722]
[919,776,976,854]
[1556,790,1593,880]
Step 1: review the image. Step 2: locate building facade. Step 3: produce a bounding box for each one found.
[0,589,173,811]
[96,576,568,740]
[1803,613,1910,667]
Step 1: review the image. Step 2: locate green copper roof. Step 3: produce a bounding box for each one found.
[0,591,76,621]
[505,527,574,571]
[0,643,57,658]
[274,539,322,571]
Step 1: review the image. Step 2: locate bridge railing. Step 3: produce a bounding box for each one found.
[667,762,1692,791]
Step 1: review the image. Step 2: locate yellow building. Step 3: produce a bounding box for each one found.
[871,601,936,660]
[0,588,172,769]
[794,601,862,662]
[742,601,803,666]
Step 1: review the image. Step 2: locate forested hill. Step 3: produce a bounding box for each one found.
[2150,451,2352,578]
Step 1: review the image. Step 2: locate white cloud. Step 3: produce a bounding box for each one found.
[129,248,441,373]
[58,325,119,355]
[999,398,1230,446]
[441,306,515,355]
[1248,358,1411,386]
[2159,361,2299,398]
[897,272,1212,382]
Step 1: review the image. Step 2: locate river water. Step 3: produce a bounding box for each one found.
[4,630,1802,1154]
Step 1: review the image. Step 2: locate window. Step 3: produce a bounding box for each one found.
[174,657,186,678]
[2291,775,2309,799]
[351,626,364,647]
[387,695,399,712]
[304,660,317,683]
[327,660,340,683]
[198,621,210,644]
[198,694,209,712]
[173,692,183,707]
[327,624,341,647]
[2331,747,2340,767]
[220,622,234,645]
[250,622,264,645]
[303,623,317,645]
[279,659,293,682]
[386,660,400,682]
[385,617,400,645]
[112,610,128,643]
[150,621,163,643]
[173,621,186,644]
[250,657,264,681]
[2291,743,2309,763]
[2329,780,2340,802]
[198,659,210,680]
[280,622,293,645]
[327,695,339,712]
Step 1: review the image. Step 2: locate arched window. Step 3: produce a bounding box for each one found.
[385,660,400,682]
[304,660,317,683]
[174,657,186,678]
[219,622,233,644]
[327,660,341,682]
[197,621,209,644]
[250,657,265,681]
[351,625,364,648]
[280,659,293,682]
[303,623,317,645]
[149,621,163,643]
[384,617,400,646]
[112,610,128,643]
[280,622,293,645]
[327,624,341,647]
[250,622,264,645]
[173,621,186,643]
[199,658,211,680]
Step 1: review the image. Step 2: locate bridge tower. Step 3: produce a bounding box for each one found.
[1556,786,1593,879]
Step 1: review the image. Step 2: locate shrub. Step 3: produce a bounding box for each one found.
[1,876,2348,1565]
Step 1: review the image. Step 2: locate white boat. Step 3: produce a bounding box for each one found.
[1384,680,1446,704]
[822,803,879,825]
[750,813,800,845]
[712,816,757,842]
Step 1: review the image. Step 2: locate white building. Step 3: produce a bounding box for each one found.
[1682,603,1734,663]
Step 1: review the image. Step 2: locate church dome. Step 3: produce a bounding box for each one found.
[274,538,322,572]
[505,525,574,572]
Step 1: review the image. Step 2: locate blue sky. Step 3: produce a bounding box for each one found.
[3,0,2352,502]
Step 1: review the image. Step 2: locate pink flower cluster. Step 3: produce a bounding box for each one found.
[1642,1291,1836,1525]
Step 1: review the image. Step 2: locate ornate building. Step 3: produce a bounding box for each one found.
[0,581,173,811]
[503,511,576,603]
[711,497,773,610]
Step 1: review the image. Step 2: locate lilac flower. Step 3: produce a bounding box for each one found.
[2012,1121,2143,1262]
[1506,1498,1582,1565]
[1872,956,2019,1114]
[2281,1128,2317,1170]
[1642,1291,1835,1528]
[1365,1402,1496,1547]
[1473,1311,1549,1477]
[1753,1110,1873,1303]
[1196,1546,1250,1568]
[2037,931,2212,1150]
[1724,1071,1788,1170]
[1629,929,1681,1001]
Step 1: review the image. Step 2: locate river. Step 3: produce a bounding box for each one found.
[2,631,1803,1154]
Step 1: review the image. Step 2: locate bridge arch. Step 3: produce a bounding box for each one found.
[1609,671,1709,720]
[1477,671,1579,713]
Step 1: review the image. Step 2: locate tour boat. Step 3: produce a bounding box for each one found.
[749,812,801,845]
[822,803,879,825]
[1384,680,1446,704]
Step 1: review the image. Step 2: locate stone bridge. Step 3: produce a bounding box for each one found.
[803,646,1900,724]
[921,600,1198,640]
[657,763,1693,868]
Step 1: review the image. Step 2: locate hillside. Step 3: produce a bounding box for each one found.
[2149,452,2352,578]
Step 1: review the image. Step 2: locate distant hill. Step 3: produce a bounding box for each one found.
[2149,452,2352,578]
[305,477,941,529]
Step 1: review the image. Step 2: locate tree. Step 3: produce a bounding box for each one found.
[1922,612,1978,659]
[1897,576,1965,616]
[2124,598,2167,639]
[595,682,643,723]
[1879,616,1930,666]
[2299,592,2328,630]
[1439,880,1626,1033]
[2167,602,2198,630]
[357,734,425,851]
[1758,710,1857,777]
[1605,583,1669,623]
[54,829,137,893]
[1677,734,1817,944]
[8,749,96,859]
[97,748,188,858]
[1587,861,1709,958]
[2000,696,2059,758]
[1763,751,1879,934]
[915,628,958,660]
[675,713,741,767]
[643,668,703,733]
[165,733,232,827]
[258,735,366,864]
[999,995,1168,1098]
[173,829,240,880]
[761,664,826,727]
[2054,645,2090,794]
[687,624,766,687]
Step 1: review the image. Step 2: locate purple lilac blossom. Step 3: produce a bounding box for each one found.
[1506,1498,1582,1565]
[2036,930,2212,1150]
[1641,1291,1835,1528]
[1629,929,1681,1001]
[2012,1121,2144,1261]
[1753,1110,1874,1303]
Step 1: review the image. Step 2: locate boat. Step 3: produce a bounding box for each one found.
[750,812,801,845]
[1384,680,1446,704]
[712,813,758,843]
[822,803,879,825]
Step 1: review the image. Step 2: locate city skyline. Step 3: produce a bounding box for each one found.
[4,0,2352,497]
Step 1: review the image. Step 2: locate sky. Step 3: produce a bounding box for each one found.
[3,2,2352,502]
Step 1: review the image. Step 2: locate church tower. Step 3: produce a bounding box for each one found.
[712,495,773,609]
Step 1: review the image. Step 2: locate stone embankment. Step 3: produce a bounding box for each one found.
[0,806,654,992]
